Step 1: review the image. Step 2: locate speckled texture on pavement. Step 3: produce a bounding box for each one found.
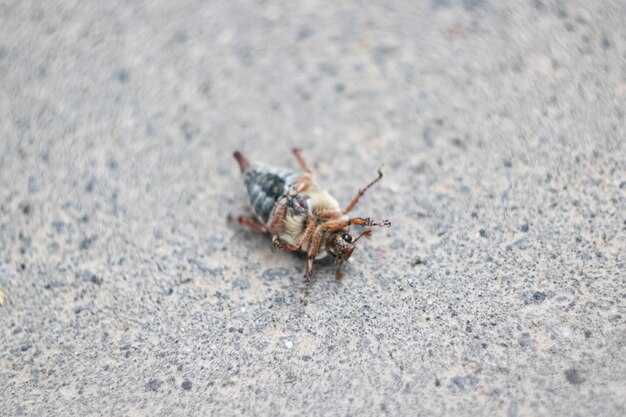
[1,1,625,416]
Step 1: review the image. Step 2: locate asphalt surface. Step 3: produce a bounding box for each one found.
[1,1,625,416]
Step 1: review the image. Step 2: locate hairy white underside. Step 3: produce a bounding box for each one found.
[278,183,343,257]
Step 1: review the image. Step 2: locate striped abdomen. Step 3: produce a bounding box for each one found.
[243,164,299,223]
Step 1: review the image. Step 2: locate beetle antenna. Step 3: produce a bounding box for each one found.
[335,261,344,280]
[370,219,391,228]
[353,228,373,243]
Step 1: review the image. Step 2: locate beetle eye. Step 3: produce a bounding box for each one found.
[342,233,352,243]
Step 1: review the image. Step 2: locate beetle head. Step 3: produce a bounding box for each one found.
[326,229,374,279]
[326,230,356,261]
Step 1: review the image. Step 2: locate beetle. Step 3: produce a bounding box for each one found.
[231,148,390,295]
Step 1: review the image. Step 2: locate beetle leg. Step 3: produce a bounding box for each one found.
[289,174,312,194]
[305,256,315,280]
[233,151,250,172]
[266,202,289,235]
[235,215,268,233]
[320,217,391,232]
[272,236,300,251]
[344,167,384,213]
[296,218,316,249]
[292,148,312,174]
[272,211,317,251]
[305,228,324,280]
[316,209,343,221]
[300,274,313,305]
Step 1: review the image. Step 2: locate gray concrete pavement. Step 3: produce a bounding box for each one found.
[1,0,625,416]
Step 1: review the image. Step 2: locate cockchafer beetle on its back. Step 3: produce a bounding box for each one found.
[231,148,390,299]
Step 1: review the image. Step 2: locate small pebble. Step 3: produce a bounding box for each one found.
[146,379,161,391]
[532,292,546,303]
[564,369,586,385]
[518,332,533,348]
[450,375,479,390]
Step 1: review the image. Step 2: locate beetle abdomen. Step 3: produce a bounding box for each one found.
[243,164,298,223]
